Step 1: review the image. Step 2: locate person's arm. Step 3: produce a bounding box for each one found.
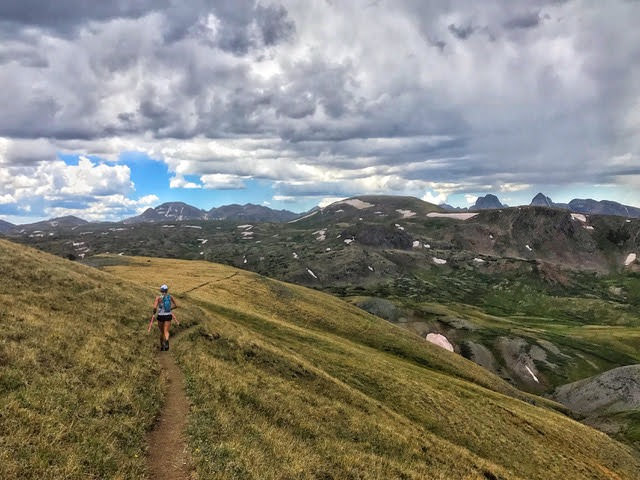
[170,296,180,324]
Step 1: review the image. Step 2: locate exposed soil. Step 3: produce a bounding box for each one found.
[147,349,193,480]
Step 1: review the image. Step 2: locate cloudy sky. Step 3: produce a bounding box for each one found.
[1,0,639,222]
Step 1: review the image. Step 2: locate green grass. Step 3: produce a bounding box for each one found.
[0,240,176,479]
[4,240,640,479]
[105,255,640,479]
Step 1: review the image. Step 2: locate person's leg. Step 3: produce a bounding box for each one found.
[164,320,171,349]
[157,320,165,349]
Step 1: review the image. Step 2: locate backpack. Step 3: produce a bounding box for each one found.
[159,294,171,314]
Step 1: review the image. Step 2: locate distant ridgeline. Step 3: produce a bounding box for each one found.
[439,192,640,218]
[123,202,300,224]
[3,194,640,235]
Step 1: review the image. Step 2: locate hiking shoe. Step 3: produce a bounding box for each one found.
[165,340,169,351]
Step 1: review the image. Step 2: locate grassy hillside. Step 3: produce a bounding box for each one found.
[0,239,170,478]
[103,255,640,479]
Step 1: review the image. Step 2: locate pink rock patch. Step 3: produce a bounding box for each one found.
[426,333,454,352]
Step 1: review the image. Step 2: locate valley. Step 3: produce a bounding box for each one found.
[4,195,640,460]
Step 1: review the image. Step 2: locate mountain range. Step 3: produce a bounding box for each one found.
[438,192,640,218]
[11,215,88,234]
[5,193,640,452]
[123,201,299,224]
[0,219,14,233]
[3,193,640,231]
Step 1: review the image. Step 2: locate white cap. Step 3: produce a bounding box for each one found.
[160,284,168,291]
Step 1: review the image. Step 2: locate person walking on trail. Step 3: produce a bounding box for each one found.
[149,284,179,351]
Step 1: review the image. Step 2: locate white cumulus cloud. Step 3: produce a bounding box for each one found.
[422,191,448,205]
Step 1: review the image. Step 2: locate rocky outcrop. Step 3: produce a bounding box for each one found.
[553,364,640,415]
[569,199,640,218]
[472,194,504,210]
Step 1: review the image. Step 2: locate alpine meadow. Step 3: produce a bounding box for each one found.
[3,1,640,479]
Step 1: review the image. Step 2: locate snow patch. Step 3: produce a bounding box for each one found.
[396,209,416,218]
[571,213,587,222]
[524,365,540,383]
[427,212,478,220]
[426,333,454,352]
[584,225,594,230]
[198,238,208,244]
[412,240,421,248]
[199,251,204,255]
[72,242,85,247]
[240,231,254,237]
[368,266,374,272]
[288,211,318,223]
[344,238,354,245]
[395,224,405,231]
[184,225,202,229]
[79,231,94,235]
[237,224,253,230]
[243,257,247,264]
[525,244,533,251]
[341,199,374,209]
[424,244,431,249]
[293,252,299,259]
[162,224,175,228]
[313,229,327,241]
[335,209,344,213]
[118,252,125,256]
[625,253,637,266]
[473,258,485,263]
[307,268,318,279]
[325,248,331,251]
[626,219,632,223]
[432,257,447,265]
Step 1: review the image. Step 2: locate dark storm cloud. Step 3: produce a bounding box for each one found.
[0,0,168,31]
[1,0,640,211]
[448,23,476,40]
[255,3,296,45]
[503,12,542,30]
[0,45,48,67]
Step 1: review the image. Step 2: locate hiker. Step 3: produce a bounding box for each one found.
[149,284,179,351]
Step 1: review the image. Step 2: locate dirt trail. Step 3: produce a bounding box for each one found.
[147,350,192,480]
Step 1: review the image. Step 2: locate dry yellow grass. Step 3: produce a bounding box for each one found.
[105,255,640,480]
[2,238,639,479]
[0,240,169,479]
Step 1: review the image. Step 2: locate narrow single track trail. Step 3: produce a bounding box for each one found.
[146,348,192,480]
[147,279,234,479]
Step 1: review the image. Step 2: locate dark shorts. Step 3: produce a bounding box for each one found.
[157,314,172,322]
